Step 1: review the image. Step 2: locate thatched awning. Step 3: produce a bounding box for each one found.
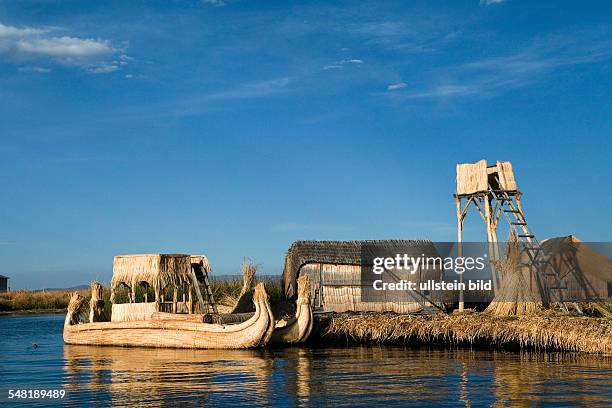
[112,254,192,293]
[282,240,440,298]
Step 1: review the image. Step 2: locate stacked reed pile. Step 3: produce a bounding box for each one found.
[486,231,543,316]
[323,312,612,354]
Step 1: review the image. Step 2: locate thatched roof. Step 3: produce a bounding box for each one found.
[540,235,611,300]
[190,255,211,272]
[112,254,192,292]
[190,255,212,282]
[282,240,440,298]
[456,159,517,196]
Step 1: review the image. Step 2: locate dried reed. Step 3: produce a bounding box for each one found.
[324,312,612,354]
[0,288,90,312]
[486,231,543,316]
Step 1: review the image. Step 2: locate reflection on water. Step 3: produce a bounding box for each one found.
[63,346,276,406]
[1,314,611,407]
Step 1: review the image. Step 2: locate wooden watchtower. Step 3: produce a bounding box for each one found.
[454,160,564,310]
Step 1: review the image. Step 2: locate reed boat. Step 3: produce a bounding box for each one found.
[63,254,275,349]
[270,275,314,345]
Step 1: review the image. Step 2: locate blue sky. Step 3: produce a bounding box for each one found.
[1,0,611,289]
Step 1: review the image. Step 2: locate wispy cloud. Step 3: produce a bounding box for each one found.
[201,0,228,6]
[387,82,407,91]
[480,0,505,6]
[18,66,51,73]
[343,20,462,53]
[209,77,291,100]
[323,59,363,71]
[0,22,127,73]
[402,31,612,99]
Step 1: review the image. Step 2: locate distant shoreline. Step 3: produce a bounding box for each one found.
[0,308,66,316]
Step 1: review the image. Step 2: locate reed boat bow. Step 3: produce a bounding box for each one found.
[270,275,314,345]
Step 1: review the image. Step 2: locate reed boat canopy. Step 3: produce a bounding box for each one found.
[282,240,440,299]
[111,254,194,293]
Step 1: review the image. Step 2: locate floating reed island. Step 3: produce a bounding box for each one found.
[276,159,612,354]
[320,312,612,354]
[279,235,611,354]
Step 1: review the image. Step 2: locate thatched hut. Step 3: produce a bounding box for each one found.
[282,240,444,314]
[540,236,611,301]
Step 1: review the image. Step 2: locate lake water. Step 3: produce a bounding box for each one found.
[1,314,611,407]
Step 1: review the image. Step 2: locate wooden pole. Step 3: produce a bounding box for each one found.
[456,196,464,312]
[172,288,177,313]
[484,195,499,295]
[189,268,207,315]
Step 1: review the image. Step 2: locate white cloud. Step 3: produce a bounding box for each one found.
[480,0,505,5]
[324,59,363,70]
[15,36,113,58]
[387,82,407,91]
[0,22,126,73]
[0,23,47,37]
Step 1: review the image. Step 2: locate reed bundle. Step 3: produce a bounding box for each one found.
[89,281,107,322]
[67,292,87,325]
[486,231,543,316]
[324,312,612,354]
[228,261,257,314]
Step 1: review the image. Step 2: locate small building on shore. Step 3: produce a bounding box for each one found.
[282,240,445,314]
[0,275,8,292]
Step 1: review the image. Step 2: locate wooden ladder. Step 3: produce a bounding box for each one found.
[201,272,219,315]
[488,184,567,307]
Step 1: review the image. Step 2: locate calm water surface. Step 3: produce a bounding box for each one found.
[1,314,611,407]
